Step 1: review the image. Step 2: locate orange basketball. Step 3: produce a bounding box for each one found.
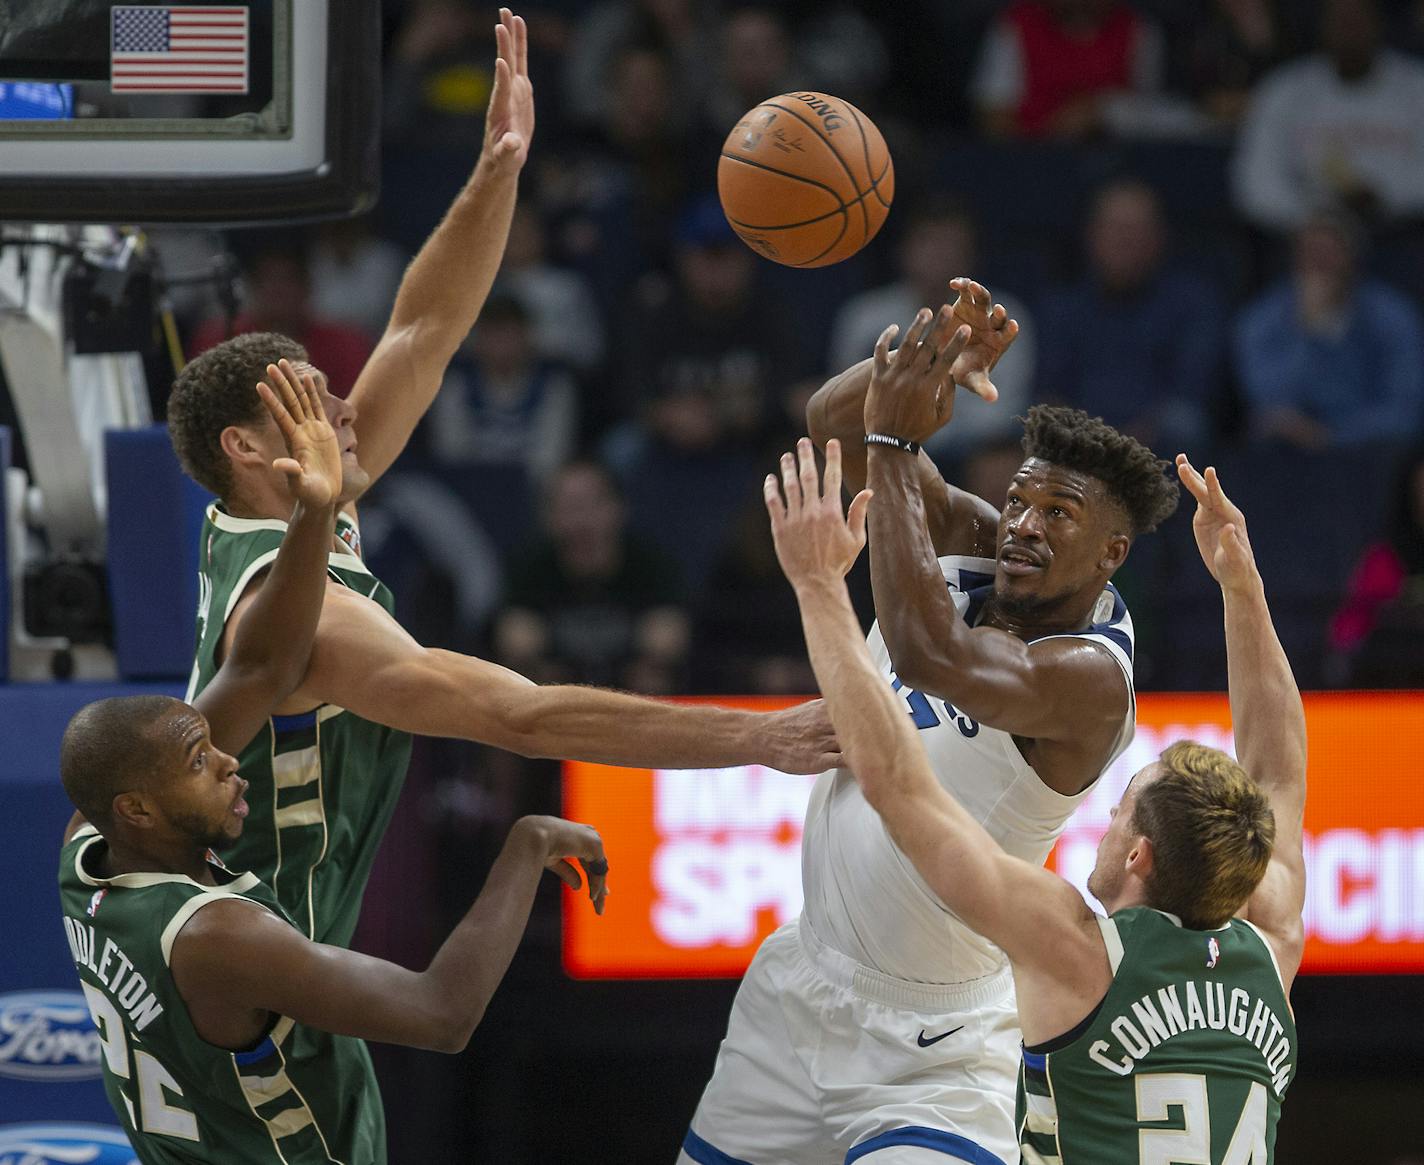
[717,91,894,268]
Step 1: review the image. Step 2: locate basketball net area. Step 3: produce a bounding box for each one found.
[0,0,378,679]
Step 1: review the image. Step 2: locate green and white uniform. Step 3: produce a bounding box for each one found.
[185,504,413,946]
[59,826,385,1163]
[1017,906,1297,1165]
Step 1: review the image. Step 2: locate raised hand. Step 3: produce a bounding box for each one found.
[256,360,341,510]
[765,437,872,589]
[1176,454,1258,593]
[484,8,533,169]
[946,277,1020,402]
[524,815,608,914]
[864,306,972,444]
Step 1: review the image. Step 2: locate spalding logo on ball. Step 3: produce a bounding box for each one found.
[718,91,894,268]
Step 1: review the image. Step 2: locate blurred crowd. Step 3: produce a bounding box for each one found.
[164,0,1424,701]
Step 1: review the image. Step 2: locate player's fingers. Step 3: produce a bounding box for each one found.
[272,457,302,481]
[300,371,326,424]
[548,858,581,891]
[921,305,957,369]
[939,322,971,369]
[989,303,1007,328]
[1204,465,1234,512]
[797,437,819,503]
[514,12,529,76]
[961,369,999,403]
[254,381,297,436]
[874,323,897,371]
[970,280,990,308]
[495,15,511,68]
[846,488,873,547]
[902,307,933,359]
[762,472,785,527]
[268,362,303,419]
[823,437,843,505]
[781,451,802,517]
[1175,454,1208,501]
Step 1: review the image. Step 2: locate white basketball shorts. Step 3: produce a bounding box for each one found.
[677,917,1020,1165]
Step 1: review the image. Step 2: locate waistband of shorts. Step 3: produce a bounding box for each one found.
[796,917,1013,1010]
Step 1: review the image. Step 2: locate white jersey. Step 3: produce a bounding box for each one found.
[801,554,1136,984]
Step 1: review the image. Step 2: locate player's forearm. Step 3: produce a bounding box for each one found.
[388,649,774,768]
[415,819,548,1051]
[866,447,974,685]
[807,357,874,443]
[222,500,336,694]
[1223,575,1306,813]
[387,153,520,357]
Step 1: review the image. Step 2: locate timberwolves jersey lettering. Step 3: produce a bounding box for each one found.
[800,555,1136,983]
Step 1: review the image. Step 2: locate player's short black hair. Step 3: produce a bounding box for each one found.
[60,696,185,831]
[167,332,308,498]
[1021,405,1179,536]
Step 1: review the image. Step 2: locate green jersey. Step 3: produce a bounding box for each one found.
[186,504,413,946]
[58,827,385,1164]
[1017,907,1297,1165]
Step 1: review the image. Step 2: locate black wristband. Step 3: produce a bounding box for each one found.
[864,432,921,456]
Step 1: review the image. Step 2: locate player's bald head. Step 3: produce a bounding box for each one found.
[60,696,194,831]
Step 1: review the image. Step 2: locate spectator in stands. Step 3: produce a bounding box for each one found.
[495,459,689,692]
[188,242,373,398]
[1232,0,1424,233]
[827,197,1035,463]
[707,6,797,134]
[971,0,1165,139]
[1329,445,1424,686]
[422,293,578,486]
[1038,178,1223,450]
[614,194,810,456]
[540,44,695,305]
[309,217,409,340]
[384,0,490,151]
[1235,212,1424,449]
[1170,0,1303,128]
[605,195,811,597]
[496,205,605,375]
[562,0,715,129]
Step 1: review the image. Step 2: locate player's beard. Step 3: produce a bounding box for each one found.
[170,807,238,852]
[984,583,1073,624]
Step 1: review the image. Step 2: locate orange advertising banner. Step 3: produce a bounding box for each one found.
[563,693,1424,979]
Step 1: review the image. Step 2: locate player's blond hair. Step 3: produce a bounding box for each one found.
[1131,741,1275,930]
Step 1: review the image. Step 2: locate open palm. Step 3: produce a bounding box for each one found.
[485,9,534,168]
[257,361,341,510]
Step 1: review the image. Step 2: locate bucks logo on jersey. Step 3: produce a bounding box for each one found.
[185,504,413,947]
[1017,907,1296,1165]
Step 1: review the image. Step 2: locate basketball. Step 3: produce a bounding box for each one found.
[717,91,894,268]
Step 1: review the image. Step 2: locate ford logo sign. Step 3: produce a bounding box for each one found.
[0,992,101,1082]
[0,1123,137,1165]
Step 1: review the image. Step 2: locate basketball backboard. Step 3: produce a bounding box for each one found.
[0,1,379,225]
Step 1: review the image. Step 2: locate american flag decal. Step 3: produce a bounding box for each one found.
[111,6,249,94]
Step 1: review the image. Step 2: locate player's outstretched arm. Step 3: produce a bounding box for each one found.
[346,8,533,488]
[766,438,1109,1036]
[1177,455,1307,985]
[273,584,840,773]
[194,361,340,757]
[863,313,1128,788]
[170,816,605,1053]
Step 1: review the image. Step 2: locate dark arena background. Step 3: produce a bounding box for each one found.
[1,1,1422,1161]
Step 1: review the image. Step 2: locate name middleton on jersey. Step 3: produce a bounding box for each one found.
[1087,977,1295,1096]
[61,916,163,1032]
